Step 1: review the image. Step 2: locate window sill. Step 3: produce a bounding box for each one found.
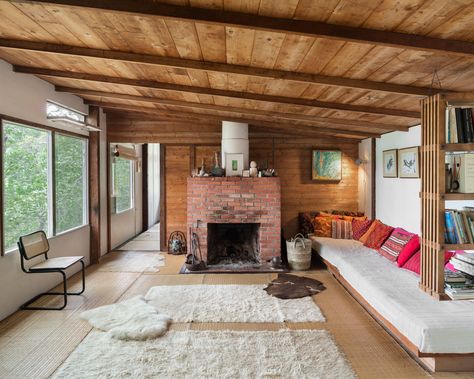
[2,224,90,256]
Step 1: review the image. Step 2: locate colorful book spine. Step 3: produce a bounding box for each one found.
[445,211,457,244]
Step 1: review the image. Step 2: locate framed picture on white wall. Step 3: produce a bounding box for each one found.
[398,146,420,178]
[382,149,397,178]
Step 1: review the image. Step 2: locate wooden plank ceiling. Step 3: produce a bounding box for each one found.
[1,0,474,142]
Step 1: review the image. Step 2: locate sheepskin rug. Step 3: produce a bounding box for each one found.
[145,284,325,322]
[80,296,171,340]
[53,329,356,378]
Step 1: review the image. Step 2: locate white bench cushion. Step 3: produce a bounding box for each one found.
[30,256,83,270]
[311,236,474,354]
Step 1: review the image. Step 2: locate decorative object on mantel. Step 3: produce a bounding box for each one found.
[185,230,206,271]
[242,170,250,177]
[199,158,206,176]
[286,234,312,270]
[167,231,187,255]
[311,149,342,182]
[382,149,398,178]
[225,153,244,177]
[211,151,225,177]
[264,273,326,299]
[398,146,420,178]
[249,161,258,177]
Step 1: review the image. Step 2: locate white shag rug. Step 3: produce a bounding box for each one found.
[145,284,325,323]
[80,296,171,340]
[53,329,356,378]
[98,252,165,272]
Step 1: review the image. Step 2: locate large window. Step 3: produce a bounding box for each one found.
[55,134,88,234]
[113,156,133,213]
[3,122,50,250]
[2,120,88,252]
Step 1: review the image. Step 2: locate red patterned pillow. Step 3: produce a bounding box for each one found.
[364,221,394,250]
[331,220,353,239]
[352,218,373,240]
[379,228,414,262]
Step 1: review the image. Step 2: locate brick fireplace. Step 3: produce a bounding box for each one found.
[187,177,281,265]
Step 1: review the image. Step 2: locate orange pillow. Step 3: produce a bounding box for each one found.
[312,216,332,237]
[359,219,381,243]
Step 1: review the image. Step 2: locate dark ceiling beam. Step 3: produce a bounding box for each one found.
[54,85,405,132]
[13,65,421,118]
[1,39,429,98]
[84,100,375,139]
[23,0,474,57]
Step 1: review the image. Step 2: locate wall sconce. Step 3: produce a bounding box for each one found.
[355,158,368,166]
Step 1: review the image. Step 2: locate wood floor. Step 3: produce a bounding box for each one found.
[0,250,472,379]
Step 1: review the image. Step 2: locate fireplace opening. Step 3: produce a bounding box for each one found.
[207,223,260,266]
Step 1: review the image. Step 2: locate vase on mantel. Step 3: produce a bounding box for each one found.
[211,151,225,177]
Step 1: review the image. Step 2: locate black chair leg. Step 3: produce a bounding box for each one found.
[20,271,68,311]
[20,261,85,311]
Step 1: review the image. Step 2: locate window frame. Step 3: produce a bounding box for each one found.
[0,114,89,256]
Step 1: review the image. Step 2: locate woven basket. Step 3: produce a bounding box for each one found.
[286,233,312,270]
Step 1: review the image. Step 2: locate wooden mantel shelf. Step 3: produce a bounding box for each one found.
[441,143,474,152]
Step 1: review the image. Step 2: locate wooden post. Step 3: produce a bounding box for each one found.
[88,107,101,264]
[142,144,148,232]
[159,145,167,251]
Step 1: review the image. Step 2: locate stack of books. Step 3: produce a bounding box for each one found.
[444,208,474,244]
[446,107,474,143]
[450,253,474,276]
[445,265,474,300]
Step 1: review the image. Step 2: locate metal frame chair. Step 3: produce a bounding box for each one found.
[18,230,85,310]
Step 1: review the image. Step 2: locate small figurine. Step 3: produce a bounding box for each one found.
[249,161,258,177]
[199,158,205,176]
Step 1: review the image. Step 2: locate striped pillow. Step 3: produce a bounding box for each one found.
[331,220,353,239]
[380,228,414,262]
[352,218,373,240]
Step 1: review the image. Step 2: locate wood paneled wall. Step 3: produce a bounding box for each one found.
[250,139,359,237]
[162,139,359,241]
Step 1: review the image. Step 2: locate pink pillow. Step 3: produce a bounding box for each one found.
[397,235,419,267]
[379,228,414,262]
[403,250,454,275]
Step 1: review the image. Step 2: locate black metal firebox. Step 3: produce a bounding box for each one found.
[207,223,260,265]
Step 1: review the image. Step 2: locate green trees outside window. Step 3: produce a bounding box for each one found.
[3,122,49,251]
[113,157,133,213]
[2,121,88,252]
[55,134,87,234]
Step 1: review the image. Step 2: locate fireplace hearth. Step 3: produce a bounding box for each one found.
[207,223,260,266]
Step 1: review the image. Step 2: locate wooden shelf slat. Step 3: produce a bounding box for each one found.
[442,243,474,250]
[443,193,474,200]
[442,143,474,152]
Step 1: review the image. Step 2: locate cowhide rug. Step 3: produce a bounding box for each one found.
[264,273,326,299]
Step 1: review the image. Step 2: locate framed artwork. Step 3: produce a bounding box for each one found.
[383,149,398,178]
[225,153,244,176]
[311,149,342,181]
[398,146,420,178]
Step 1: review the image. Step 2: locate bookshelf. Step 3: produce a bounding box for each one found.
[420,93,474,300]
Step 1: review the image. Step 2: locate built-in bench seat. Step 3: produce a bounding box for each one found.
[311,236,474,372]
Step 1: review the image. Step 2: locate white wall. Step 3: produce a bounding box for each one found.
[358,138,373,217]
[0,60,91,320]
[147,144,160,228]
[376,125,421,234]
[110,144,143,249]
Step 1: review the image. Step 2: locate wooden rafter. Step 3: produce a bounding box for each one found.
[13,66,422,119]
[86,100,379,139]
[55,85,407,132]
[22,0,474,57]
[0,39,430,98]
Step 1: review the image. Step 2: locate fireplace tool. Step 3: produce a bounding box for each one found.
[185,229,206,271]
